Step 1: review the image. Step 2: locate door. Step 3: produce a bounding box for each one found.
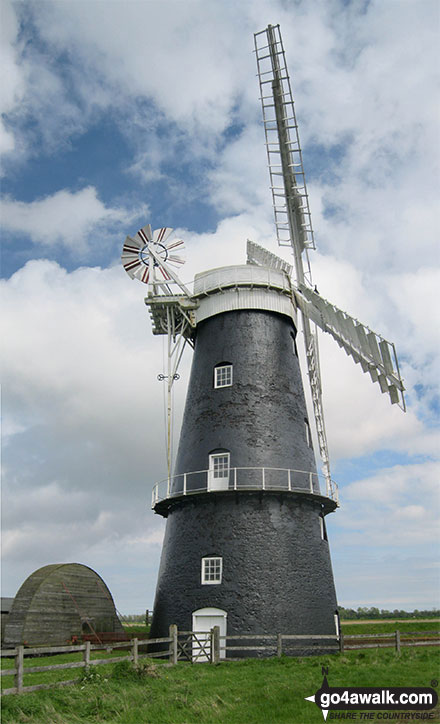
[208,453,230,491]
[192,607,227,661]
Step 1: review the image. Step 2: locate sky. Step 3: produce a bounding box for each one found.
[1,0,439,616]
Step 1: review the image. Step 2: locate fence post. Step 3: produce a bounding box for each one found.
[395,630,401,654]
[339,632,344,653]
[15,645,24,694]
[169,624,178,665]
[211,626,220,664]
[83,640,91,669]
[132,637,139,668]
[277,633,283,658]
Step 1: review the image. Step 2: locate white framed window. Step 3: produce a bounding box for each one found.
[214,364,233,389]
[208,452,230,491]
[201,557,223,585]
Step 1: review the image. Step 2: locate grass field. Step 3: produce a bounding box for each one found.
[122,624,150,634]
[341,619,440,635]
[1,645,439,723]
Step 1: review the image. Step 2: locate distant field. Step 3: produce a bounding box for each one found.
[2,646,439,723]
[342,618,440,625]
[122,623,150,633]
[341,619,440,636]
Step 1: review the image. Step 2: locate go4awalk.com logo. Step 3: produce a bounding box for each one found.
[305,667,438,721]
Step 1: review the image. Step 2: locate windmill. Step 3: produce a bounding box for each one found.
[121,25,405,656]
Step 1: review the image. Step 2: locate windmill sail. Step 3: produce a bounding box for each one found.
[254,24,314,283]
[294,284,406,409]
[247,238,293,276]
[255,25,333,493]
[254,25,406,494]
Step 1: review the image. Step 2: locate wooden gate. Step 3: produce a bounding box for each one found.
[177,631,212,662]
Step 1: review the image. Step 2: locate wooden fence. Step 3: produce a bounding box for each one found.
[341,629,440,653]
[1,627,438,696]
[1,632,173,696]
[216,630,439,659]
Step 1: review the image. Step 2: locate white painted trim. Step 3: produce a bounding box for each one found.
[201,557,223,585]
[214,364,233,388]
[208,452,230,491]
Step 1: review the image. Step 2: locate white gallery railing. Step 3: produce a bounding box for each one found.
[151,467,339,508]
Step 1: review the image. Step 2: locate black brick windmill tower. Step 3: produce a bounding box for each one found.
[121,25,405,656]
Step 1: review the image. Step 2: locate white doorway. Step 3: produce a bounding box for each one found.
[192,607,227,661]
[208,453,230,491]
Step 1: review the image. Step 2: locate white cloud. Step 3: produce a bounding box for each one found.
[388,268,440,373]
[0,260,174,526]
[327,460,440,608]
[1,187,139,252]
[207,124,269,215]
[331,554,439,610]
[0,259,174,608]
[3,0,438,251]
[343,461,439,509]
[320,335,438,461]
[0,0,257,169]
[27,0,254,136]
[0,0,26,155]
[1,502,166,613]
